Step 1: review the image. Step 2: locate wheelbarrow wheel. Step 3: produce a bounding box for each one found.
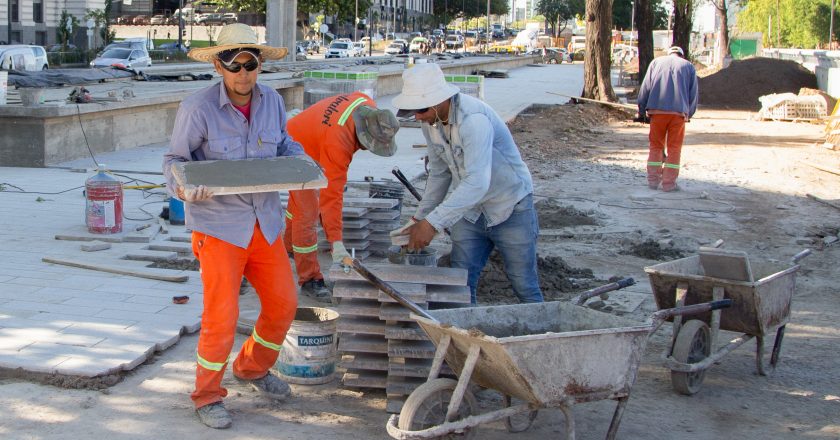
[671,319,711,395]
[399,378,478,439]
[503,395,538,433]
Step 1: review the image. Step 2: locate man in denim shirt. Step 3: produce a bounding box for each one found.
[163,24,302,429]
[392,63,543,304]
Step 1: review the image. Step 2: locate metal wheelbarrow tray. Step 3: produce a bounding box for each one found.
[644,249,809,395]
[385,300,729,440]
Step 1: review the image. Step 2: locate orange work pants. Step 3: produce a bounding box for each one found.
[190,223,297,409]
[647,113,686,190]
[283,189,323,285]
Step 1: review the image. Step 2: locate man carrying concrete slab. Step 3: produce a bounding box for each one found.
[285,93,400,302]
[391,63,543,305]
[162,24,301,429]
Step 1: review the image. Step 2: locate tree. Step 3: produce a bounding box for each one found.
[635,0,654,83]
[582,0,616,102]
[537,0,585,37]
[739,0,837,48]
[57,10,79,50]
[713,0,730,66]
[671,0,693,53]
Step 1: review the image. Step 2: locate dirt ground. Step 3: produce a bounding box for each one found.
[2,101,839,439]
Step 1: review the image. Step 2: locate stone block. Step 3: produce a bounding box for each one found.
[337,317,386,335]
[338,334,388,354]
[124,250,178,262]
[388,340,436,359]
[330,264,468,286]
[335,298,381,318]
[342,369,387,389]
[81,241,112,252]
[339,353,389,371]
[343,198,399,209]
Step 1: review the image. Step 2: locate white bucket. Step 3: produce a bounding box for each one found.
[19,87,44,106]
[0,72,7,105]
[276,307,339,384]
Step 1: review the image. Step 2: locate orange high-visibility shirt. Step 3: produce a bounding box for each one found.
[287,92,374,243]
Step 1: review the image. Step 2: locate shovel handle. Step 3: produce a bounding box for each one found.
[342,257,436,321]
[574,278,635,305]
[652,299,733,322]
[791,249,811,264]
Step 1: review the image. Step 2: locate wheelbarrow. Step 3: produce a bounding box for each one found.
[341,257,731,440]
[644,247,811,395]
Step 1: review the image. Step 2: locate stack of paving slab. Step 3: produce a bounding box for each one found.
[317,197,401,259]
[330,263,470,413]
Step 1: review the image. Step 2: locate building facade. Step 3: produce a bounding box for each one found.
[2,0,104,46]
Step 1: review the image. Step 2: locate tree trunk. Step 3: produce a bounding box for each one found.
[582,0,617,102]
[672,0,692,55]
[635,0,654,82]
[715,0,730,66]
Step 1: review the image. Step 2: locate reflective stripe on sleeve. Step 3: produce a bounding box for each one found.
[252,329,282,351]
[337,97,369,126]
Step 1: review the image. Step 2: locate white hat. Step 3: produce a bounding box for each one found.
[667,46,684,57]
[188,23,287,62]
[392,63,460,116]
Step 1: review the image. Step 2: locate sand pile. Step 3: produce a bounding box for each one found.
[699,58,817,110]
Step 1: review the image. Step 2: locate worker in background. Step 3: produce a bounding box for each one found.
[162,24,301,429]
[390,63,543,305]
[637,45,699,192]
[285,92,400,301]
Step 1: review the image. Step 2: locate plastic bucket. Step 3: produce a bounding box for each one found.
[276,307,339,385]
[168,197,185,225]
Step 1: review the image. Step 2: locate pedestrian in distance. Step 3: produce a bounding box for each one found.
[284,93,400,302]
[162,23,302,430]
[391,63,544,305]
[636,45,699,192]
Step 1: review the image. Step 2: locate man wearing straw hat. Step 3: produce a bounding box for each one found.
[284,92,400,302]
[390,63,543,305]
[163,23,302,429]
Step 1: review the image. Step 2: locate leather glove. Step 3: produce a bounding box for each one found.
[332,241,351,265]
[389,217,418,246]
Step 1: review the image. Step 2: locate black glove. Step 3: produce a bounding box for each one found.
[632,113,650,124]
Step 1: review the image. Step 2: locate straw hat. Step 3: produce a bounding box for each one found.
[392,63,460,116]
[353,106,399,157]
[188,23,288,62]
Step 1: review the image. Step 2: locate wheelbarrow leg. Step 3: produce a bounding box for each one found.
[669,283,689,356]
[445,344,480,422]
[427,335,451,381]
[605,396,629,440]
[756,325,785,376]
[558,402,576,440]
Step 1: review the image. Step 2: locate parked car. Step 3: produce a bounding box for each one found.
[47,43,77,52]
[408,37,428,53]
[150,15,167,25]
[352,42,366,57]
[132,15,149,25]
[444,34,464,49]
[90,47,152,69]
[158,42,188,54]
[392,38,409,54]
[526,47,571,64]
[0,45,49,70]
[196,13,233,25]
[222,13,238,23]
[325,41,353,58]
[384,43,404,55]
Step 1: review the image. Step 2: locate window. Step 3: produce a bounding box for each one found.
[33,0,43,23]
[36,32,47,46]
[10,31,21,43]
[10,0,19,22]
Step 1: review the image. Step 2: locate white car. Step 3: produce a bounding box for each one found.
[90,47,152,69]
[0,45,49,71]
[384,43,404,55]
[445,35,464,49]
[325,41,353,58]
[352,42,366,57]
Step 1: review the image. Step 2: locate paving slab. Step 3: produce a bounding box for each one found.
[330,264,468,286]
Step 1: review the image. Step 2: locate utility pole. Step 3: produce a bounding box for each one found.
[177,0,184,50]
[354,0,358,41]
[831,0,836,49]
[485,0,490,54]
[630,0,635,45]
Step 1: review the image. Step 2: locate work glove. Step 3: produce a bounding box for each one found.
[332,241,351,265]
[632,113,650,124]
[389,217,418,246]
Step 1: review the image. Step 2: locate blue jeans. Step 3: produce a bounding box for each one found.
[450,194,543,304]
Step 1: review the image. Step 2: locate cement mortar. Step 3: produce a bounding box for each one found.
[620,239,686,261]
[476,252,599,304]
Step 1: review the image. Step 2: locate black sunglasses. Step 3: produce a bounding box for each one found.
[414,107,430,114]
[220,57,260,73]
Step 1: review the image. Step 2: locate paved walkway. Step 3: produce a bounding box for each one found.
[0,63,582,378]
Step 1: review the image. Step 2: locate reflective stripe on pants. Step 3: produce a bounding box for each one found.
[283,189,324,285]
[647,113,686,188]
[190,224,297,409]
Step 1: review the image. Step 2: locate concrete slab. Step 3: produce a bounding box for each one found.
[171,155,328,195]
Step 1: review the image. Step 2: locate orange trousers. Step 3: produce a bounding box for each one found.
[283,189,323,285]
[647,113,686,190]
[190,223,297,409]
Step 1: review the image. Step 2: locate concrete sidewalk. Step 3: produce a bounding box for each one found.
[0,63,581,378]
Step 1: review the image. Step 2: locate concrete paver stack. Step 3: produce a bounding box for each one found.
[331,264,470,412]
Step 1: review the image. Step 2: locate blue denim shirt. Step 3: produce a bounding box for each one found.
[637,54,699,118]
[163,81,304,248]
[415,93,534,229]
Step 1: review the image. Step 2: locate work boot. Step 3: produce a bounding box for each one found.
[662,183,680,192]
[301,279,332,303]
[237,371,292,400]
[195,402,232,429]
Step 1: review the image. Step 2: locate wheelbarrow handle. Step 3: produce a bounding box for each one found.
[574,277,635,305]
[341,256,437,322]
[652,299,733,322]
[791,249,811,264]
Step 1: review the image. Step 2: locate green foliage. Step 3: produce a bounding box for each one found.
[537,0,584,34]
[57,10,78,49]
[739,0,836,47]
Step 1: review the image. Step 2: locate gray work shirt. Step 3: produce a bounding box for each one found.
[163,82,304,249]
[415,93,534,230]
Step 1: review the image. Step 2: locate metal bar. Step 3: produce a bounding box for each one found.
[342,257,436,321]
[445,344,481,422]
[392,166,423,202]
[558,403,576,440]
[428,334,451,381]
[574,278,635,305]
[664,334,754,372]
[385,404,531,439]
[605,397,629,440]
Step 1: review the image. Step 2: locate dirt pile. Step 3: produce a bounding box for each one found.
[620,239,686,260]
[476,252,599,304]
[509,103,633,164]
[535,198,600,229]
[698,58,817,111]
